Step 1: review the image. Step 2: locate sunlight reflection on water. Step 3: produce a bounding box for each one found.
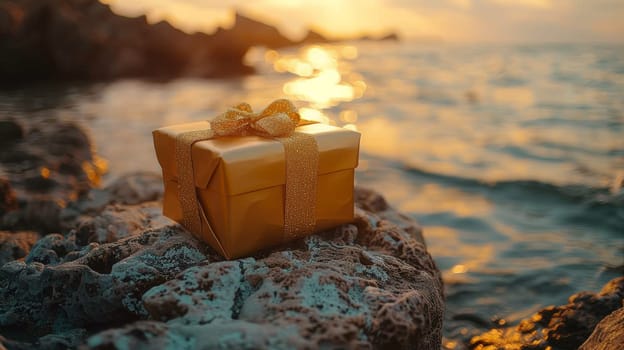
[266,45,366,110]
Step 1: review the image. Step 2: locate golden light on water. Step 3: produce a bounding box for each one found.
[268,45,366,110]
[451,264,468,274]
[40,167,51,179]
[299,107,331,124]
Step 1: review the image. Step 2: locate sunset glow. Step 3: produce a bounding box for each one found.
[100,0,624,43]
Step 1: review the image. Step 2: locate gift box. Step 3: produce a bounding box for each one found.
[153,100,360,259]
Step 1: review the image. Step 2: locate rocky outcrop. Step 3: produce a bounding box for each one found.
[469,276,624,350]
[0,230,38,265]
[0,149,445,350]
[0,118,104,233]
[300,29,329,45]
[579,307,624,350]
[0,0,299,84]
[357,32,400,42]
[0,0,402,85]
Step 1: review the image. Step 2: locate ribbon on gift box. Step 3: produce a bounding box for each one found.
[175,99,319,254]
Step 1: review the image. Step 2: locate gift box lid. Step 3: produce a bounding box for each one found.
[153,121,360,195]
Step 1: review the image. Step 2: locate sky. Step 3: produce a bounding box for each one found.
[101,0,624,43]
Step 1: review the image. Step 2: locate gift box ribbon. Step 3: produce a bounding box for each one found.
[175,99,319,255]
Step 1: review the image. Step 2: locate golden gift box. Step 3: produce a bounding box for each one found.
[153,100,360,259]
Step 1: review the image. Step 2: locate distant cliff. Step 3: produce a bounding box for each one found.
[0,0,289,83]
[0,0,397,84]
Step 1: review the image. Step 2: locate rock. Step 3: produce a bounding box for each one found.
[0,119,105,233]
[379,32,400,41]
[0,119,23,145]
[0,177,17,217]
[0,1,303,84]
[0,328,87,350]
[579,307,624,350]
[218,12,295,49]
[57,172,164,232]
[82,189,443,350]
[25,232,79,265]
[0,226,211,338]
[299,29,329,45]
[104,172,164,205]
[469,276,624,350]
[0,188,444,350]
[0,230,38,265]
[357,32,401,42]
[71,201,171,246]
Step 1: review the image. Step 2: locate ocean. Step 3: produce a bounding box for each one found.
[1,41,623,344]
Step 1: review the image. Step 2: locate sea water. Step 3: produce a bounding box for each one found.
[1,42,623,344]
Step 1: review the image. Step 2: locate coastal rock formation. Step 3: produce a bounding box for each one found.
[0,230,38,265]
[0,0,401,85]
[469,276,624,350]
[579,307,624,350]
[0,0,297,84]
[0,186,444,350]
[0,118,104,233]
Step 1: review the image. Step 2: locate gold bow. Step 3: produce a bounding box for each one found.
[175,99,319,258]
[211,99,301,137]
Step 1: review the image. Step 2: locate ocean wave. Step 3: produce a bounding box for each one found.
[418,164,618,199]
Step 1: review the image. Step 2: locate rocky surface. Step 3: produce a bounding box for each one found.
[0,118,105,233]
[0,186,444,350]
[468,276,624,350]
[0,230,38,265]
[579,306,624,350]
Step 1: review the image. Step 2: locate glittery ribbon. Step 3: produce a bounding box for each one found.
[175,99,319,246]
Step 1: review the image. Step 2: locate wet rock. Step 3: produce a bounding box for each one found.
[0,119,23,145]
[0,230,38,265]
[0,119,104,233]
[0,177,17,217]
[579,307,624,350]
[469,276,624,350]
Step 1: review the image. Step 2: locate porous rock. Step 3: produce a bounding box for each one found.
[70,201,169,246]
[0,187,444,350]
[84,188,444,350]
[579,306,624,350]
[469,276,624,350]
[59,172,165,233]
[0,226,211,338]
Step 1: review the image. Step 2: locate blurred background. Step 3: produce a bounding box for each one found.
[1,0,623,348]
